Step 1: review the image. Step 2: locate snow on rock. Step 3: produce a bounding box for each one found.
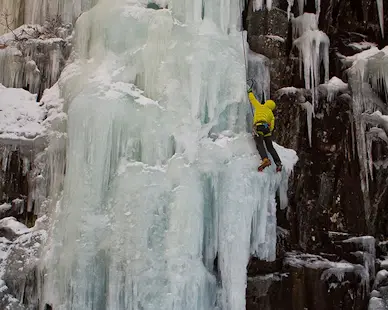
[342,236,376,255]
[320,76,348,102]
[0,81,65,141]
[0,85,45,140]
[368,297,385,310]
[374,269,388,288]
[285,252,369,290]
[0,217,30,241]
[348,41,378,52]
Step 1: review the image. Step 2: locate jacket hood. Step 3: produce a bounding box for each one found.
[264,100,276,111]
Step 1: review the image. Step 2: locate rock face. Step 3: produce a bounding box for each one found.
[245,0,388,309]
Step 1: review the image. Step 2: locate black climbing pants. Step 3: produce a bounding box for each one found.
[254,133,282,166]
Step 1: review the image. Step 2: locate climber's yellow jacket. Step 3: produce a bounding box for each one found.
[248,91,276,132]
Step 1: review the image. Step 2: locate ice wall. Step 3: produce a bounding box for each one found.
[41,1,297,310]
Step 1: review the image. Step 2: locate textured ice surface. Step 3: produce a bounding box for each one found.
[41,1,298,310]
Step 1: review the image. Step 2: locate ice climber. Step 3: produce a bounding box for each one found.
[247,87,282,172]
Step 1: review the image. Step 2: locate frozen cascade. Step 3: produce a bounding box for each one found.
[0,0,97,35]
[344,46,388,232]
[292,13,329,146]
[41,1,298,310]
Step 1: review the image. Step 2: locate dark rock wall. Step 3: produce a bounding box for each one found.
[245,0,388,309]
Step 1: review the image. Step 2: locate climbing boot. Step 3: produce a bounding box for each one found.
[258,158,271,172]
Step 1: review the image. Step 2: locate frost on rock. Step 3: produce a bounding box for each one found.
[0,22,73,97]
[343,46,388,232]
[285,252,370,294]
[40,1,298,310]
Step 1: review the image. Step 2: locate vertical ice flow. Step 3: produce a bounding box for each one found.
[376,0,384,38]
[41,1,298,310]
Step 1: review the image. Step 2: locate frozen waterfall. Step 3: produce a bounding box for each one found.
[41,1,298,310]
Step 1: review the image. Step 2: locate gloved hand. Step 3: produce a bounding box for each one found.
[247,87,252,93]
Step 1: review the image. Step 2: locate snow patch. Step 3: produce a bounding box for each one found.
[0,86,44,139]
[0,217,30,236]
[321,76,348,102]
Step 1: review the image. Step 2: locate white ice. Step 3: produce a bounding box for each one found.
[41,1,298,310]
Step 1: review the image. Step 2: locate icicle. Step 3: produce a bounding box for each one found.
[253,0,273,11]
[291,13,318,39]
[287,0,295,20]
[301,101,313,146]
[297,0,306,15]
[376,0,384,38]
[315,0,321,20]
[293,29,330,112]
